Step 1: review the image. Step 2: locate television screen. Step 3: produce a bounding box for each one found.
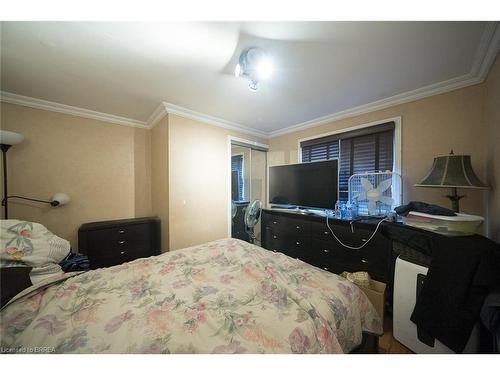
[269,160,338,209]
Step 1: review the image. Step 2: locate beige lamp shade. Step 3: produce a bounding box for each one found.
[51,193,70,206]
[0,130,24,146]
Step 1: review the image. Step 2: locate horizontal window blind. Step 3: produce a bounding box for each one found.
[300,122,395,202]
[301,140,339,163]
[231,155,244,201]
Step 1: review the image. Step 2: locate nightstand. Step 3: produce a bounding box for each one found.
[78,217,161,269]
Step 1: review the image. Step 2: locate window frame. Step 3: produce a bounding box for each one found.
[297,116,402,201]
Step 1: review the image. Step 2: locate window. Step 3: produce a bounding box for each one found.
[301,121,395,202]
[231,154,244,201]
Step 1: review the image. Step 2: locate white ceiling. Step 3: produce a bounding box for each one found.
[1,22,499,136]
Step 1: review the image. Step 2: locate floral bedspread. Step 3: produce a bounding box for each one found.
[0,238,382,353]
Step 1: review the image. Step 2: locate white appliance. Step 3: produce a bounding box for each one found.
[393,255,479,353]
[348,171,402,216]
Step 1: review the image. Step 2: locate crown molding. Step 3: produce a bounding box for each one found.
[267,72,481,138]
[0,91,149,129]
[268,22,500,138]
[471,21,500,80]
[146,102,168,128]
[161,101,269,138]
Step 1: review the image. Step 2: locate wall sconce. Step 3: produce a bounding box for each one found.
[1,130,70,219]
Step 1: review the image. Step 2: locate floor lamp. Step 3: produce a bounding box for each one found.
[1,130,24,219]
[1,130,70,219]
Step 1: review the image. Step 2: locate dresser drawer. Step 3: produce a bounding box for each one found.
[311,222,332,239]
[310,238,387,280]
[265,214,310,235]
[285,217,310,234]
[287,234,312,261]
[264,228,311,260]
[88,224,150,249]
[79,218,161,269]
[264,228,289,254]
[311,238,358,265]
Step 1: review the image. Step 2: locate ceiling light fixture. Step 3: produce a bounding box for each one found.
[235,47,273,92]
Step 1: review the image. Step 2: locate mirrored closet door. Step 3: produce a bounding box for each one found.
[230,141,267,246]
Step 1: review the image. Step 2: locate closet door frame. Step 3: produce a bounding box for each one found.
[227,136,269,237]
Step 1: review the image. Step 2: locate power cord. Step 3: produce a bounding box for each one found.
[326,214,388,250]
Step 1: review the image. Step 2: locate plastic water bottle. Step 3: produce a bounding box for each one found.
[345,202,353,221]
[351,200,358,219]
[334,200,341,218]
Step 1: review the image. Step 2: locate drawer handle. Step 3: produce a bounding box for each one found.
[120,251,126,255]
[295,241,301,245]
[118,240,126,245]
[323,249,330,253]
[361,259,368,263]
[118,230,125,234]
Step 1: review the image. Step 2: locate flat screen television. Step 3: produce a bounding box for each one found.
[269,160,339,209]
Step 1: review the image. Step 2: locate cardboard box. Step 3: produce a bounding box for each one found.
[358,279,386,320]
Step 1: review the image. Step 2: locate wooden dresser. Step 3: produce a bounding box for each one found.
[78,217,161,269]
[261,209,392,282]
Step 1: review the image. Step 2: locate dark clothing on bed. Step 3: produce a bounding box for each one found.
[59,253,90,272]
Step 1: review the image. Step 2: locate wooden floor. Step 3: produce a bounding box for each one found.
[378,316,414,354]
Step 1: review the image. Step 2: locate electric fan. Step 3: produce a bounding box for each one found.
[348,171,402,216]
[244,200,262,244]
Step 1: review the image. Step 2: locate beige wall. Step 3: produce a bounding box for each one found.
[0,102,152,249]
[150,116,169,251]
[484,55,500,242]
[166,114,266,250]
[268,84,488,219]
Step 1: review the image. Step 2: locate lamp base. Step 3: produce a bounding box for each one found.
[446,187,465,213]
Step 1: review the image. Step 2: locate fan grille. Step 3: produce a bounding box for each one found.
[348,171,402,216]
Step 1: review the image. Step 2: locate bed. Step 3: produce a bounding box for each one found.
[1,236,382,353]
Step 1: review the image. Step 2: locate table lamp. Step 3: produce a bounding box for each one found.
[414,150,489,212]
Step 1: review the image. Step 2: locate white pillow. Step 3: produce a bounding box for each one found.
[1,220,70,269]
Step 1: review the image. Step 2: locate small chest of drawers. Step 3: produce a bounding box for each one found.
[78,217,161,269]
